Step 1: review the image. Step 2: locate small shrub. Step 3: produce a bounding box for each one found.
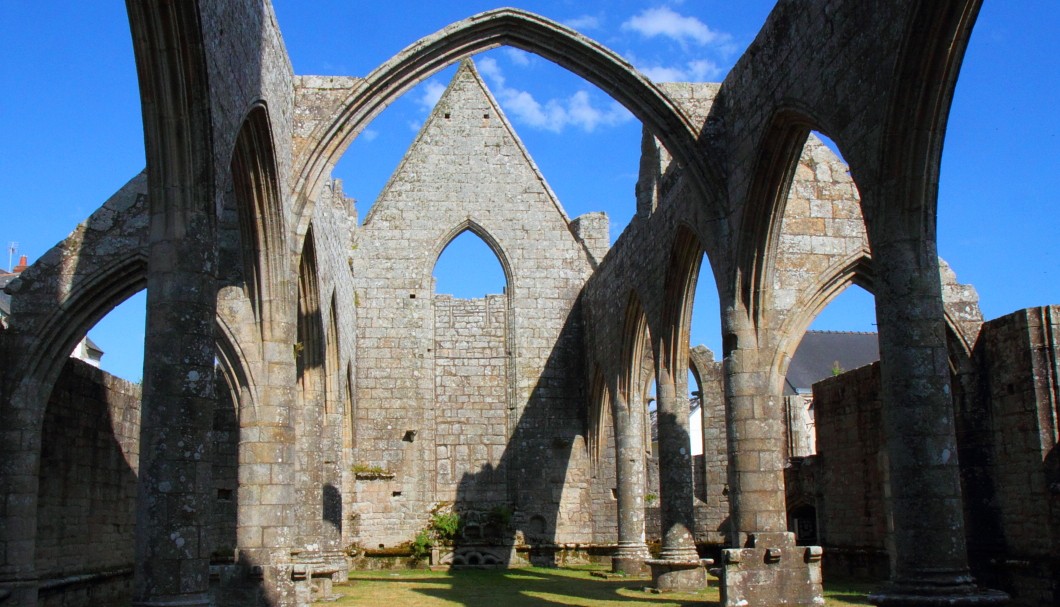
[410,530,432,560]
[431,511,462,544]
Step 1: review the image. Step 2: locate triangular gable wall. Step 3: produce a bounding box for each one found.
[348,58,598,548]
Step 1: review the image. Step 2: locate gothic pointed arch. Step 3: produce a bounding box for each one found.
[293,8,720,238]
[619,291,651,411]
[733,108,861,336]
[869,0,982,240]
[659,225,705,387]
[230,103,286,332]
[431,219,513,295]
[586,366,610,468]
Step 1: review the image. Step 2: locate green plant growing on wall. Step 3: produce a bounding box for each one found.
[645,492,658,505]
[352,463,388,475]
[430,511,462,544]
[831,360,844,376]
[410,530,432,560]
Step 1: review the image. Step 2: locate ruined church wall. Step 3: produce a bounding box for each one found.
[348,63,596,547]
[810,362,890,579]
[974,307,1060,606]
[304,179,360,552]
[433,295,509,503]
[691,347,729,545]
[35,359,140,606]
[809,306,1060,600]
[201,0,295,198]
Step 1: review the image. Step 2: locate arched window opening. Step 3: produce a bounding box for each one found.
[785,283,879,459]
[684,250,722,508]
[687,252,722,388]
[37,287,146,585]
[433,229,507,298]
[84,289,146,382]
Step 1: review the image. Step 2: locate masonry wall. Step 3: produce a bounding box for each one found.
[973,307,1060,606]
[692,348,729,545]
[35,359,140,606]
[348,61,597,547]
[589,403,618,544]
[434,294,510,503]
[210,384,239,559]
[810,362,890,579]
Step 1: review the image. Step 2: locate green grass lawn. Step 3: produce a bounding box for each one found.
[324,567,876,606]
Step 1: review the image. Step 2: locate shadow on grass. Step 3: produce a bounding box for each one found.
[342,567,717,607]
[821,579,877,607]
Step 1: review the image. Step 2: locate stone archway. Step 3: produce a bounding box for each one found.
[292,7,720,241]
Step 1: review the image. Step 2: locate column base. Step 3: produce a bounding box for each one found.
[719,535,823,607]
[645,559,709,592]
[612,543,651,575]
[869,584,1009,606]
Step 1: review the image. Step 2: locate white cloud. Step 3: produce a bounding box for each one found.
[478,56,506,86]
[504,48,532,66]
[563,15,601,31]
[476,57,631,133]
[622,7,732,49]
[627,52,724,82]
[361,128,379,142]
[637,60,723,82]
[639,65,689,82]
[687,59,722,81]
[418,81,446,111]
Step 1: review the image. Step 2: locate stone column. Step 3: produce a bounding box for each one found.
[718,311,822,607]
[723,317,788,543]
[235,379,297,606]
[653,367,699,561]
[611,389,651,574]
[133,227,218,606]
[646,365,705,592]
[868,237,1007,606]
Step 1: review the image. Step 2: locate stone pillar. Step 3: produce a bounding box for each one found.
[724,320,788,542]
[647,366,705,591]
[654,368,698,561]
[234,380,297,606]
[611,389,651,574]
[718,312,822,607]
[868,237,1007,606]
[133,226,218,606]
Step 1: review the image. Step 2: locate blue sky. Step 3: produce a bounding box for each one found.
[1,2,1057,382]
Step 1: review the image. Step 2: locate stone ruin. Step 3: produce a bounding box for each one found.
[0,2,1056,607]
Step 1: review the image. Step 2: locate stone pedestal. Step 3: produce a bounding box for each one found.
[719,535,823,607]
[291,551,346,604]
[646,558,709,592]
